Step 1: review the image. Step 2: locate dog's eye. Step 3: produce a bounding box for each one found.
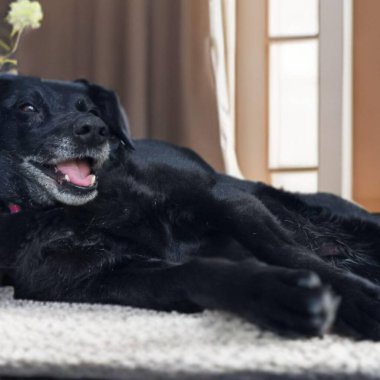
[19,103,38,113]
[76,99,87,112]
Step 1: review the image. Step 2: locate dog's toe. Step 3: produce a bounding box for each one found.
[242,267,339,337]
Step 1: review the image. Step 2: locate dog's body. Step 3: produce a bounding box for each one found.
[1,75,380,339]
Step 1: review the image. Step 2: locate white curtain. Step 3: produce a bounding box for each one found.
[209,0,243,178]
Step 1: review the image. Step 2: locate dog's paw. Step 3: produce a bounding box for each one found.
[234,263,340,337]
[334,274,380,340]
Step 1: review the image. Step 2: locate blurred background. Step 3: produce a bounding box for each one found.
[0,0,379,212]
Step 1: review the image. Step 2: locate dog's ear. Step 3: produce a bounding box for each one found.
[76,80,134,151]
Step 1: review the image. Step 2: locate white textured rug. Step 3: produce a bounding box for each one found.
[0,287,380,380]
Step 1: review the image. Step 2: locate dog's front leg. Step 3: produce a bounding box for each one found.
[210,182,380,340]
[80,258,337,337]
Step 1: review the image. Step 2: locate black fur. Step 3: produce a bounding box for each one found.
[1,75,380,340]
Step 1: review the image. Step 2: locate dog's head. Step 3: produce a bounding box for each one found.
[0,75,133,207]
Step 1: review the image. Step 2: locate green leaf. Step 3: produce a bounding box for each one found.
[0,40,10,52]
[0,57,18,68]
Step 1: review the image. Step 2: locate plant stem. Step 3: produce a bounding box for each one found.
[8,29,23,56]
[0,29,24,70]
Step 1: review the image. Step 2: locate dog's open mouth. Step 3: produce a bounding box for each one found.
[56,158,96,188]
[22,142,111,205]
[33,157,98,191]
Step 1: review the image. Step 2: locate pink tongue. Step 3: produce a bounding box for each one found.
[56,160,93,187]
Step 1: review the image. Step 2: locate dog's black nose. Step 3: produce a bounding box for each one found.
[73,118,109,145]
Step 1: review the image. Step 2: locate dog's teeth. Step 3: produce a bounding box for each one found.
[64,174,70,182]
[90,175,96,186]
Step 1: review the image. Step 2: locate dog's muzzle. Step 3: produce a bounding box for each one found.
[21,138,111,206]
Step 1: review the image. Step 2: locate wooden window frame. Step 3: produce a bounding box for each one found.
[236,0,353,198]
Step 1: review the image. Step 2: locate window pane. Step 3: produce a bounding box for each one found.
[269,40,319,169]
[269,0,319,37]
[271,171,318,193]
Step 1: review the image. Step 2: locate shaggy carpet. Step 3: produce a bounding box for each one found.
[0,287,380,380]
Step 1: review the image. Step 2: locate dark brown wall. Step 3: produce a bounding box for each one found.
[353,0,380,211]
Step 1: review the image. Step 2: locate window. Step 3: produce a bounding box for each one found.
[267,0,319,192]
[236,0,352,197]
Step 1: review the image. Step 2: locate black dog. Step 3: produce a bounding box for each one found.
[1,75,380,340]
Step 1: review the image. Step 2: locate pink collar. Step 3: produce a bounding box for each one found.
[8,203,22,214]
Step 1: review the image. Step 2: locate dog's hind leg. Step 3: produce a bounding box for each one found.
[209,181,380,340]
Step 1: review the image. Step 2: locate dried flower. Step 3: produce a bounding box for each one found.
[6,0,43,36]
[0,0,43,72]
